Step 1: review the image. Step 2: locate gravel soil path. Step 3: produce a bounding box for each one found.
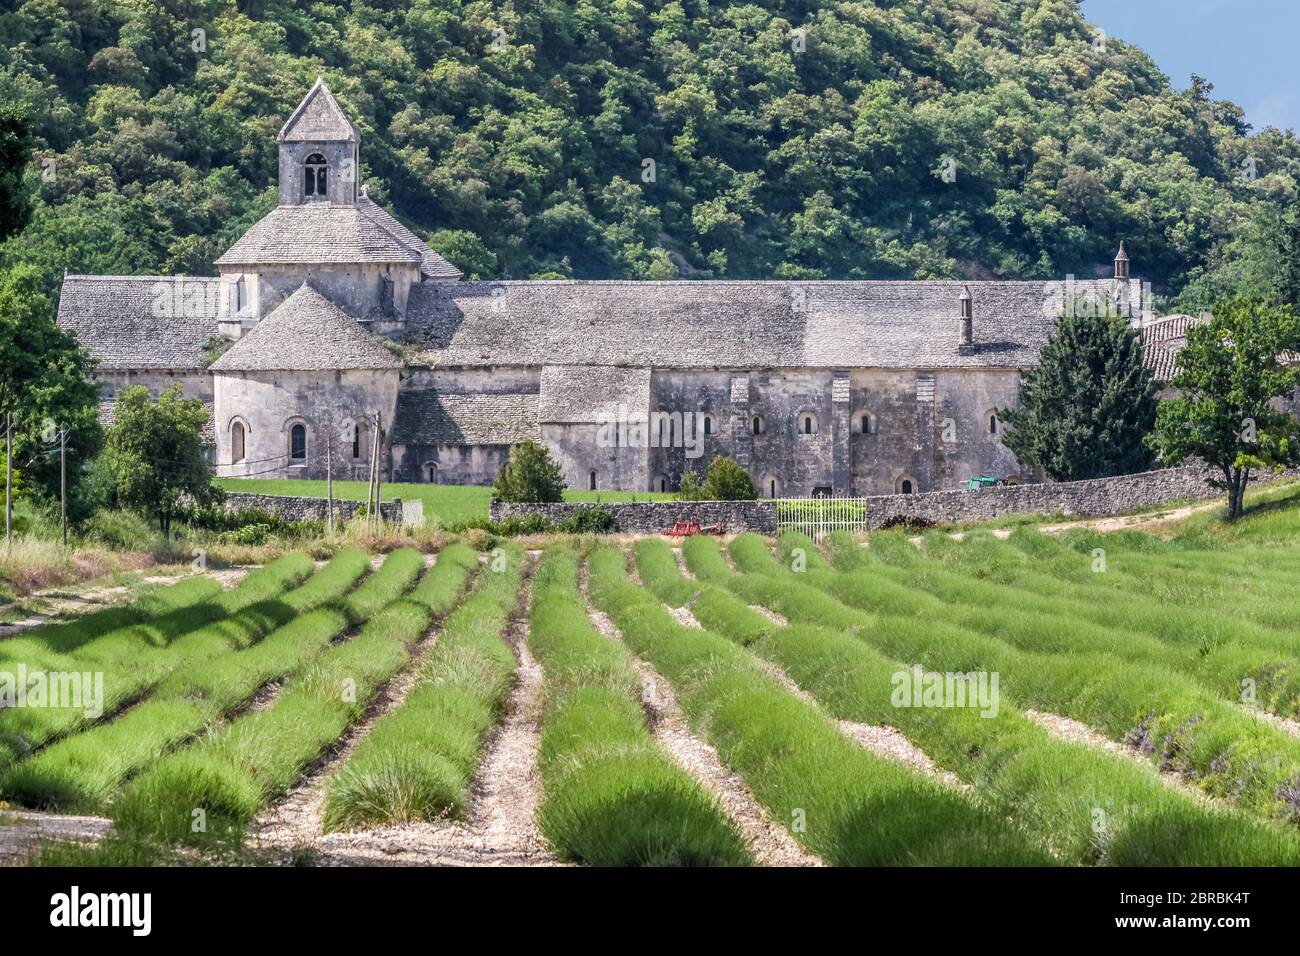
[0,808,111,865]
[580,561,821,868]
[266,557,560,867]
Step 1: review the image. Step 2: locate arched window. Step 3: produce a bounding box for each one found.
[233,276,246,314]
[352,420,368,460]
[752,414,765,436]
[304,153,328,198]
[987,410,1000,435]
[231,421,246,463]
[702,415,712,436]
[425,463,437,484]
[290,423,307,460]
[589,470,597,491]
[798,410,819,435]
[896,475,917,495]
[856,410,876,435]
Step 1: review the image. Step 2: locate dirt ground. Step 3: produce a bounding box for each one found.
[0,566,252,638]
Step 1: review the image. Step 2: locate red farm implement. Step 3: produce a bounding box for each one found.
[663,520,723,537]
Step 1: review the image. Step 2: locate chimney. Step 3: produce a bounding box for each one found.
[1114,241,1130,280]
[958,285,974,355]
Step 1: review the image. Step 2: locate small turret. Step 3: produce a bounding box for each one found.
[1114,241,1130,280]
[958,285,974,355]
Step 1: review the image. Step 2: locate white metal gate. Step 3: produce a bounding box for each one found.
[775,497,870,540]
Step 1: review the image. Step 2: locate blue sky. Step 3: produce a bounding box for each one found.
[1081,0,1300,133]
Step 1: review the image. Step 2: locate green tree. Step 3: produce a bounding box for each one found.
[0,105,34,242]
[1151,298,1300,519]
[0,265,102,529]
[494,440,566,503]
[676,469,706,501]
[701,456,757,501]
[104,384,216,537]
[999,310,1158,481]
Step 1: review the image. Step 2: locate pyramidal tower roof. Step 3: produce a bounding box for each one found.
[278,77,359,143]
[210,282,402,372]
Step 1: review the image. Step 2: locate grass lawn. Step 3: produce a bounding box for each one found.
[215,478,675,526]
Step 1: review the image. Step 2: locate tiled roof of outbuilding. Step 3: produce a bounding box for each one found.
[58,275,222,370]
[403,279,1138,370]
[210,283,403,372]
[538,366,652,422]
[1141,313,1208,383]
[216,203,426,266]
[390,391,539,445]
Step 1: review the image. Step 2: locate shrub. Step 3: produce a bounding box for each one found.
[493,440,566,503]
[558,506,616,534]
[83,509,156,551]
[451,514,554,536]
[676,470,706,501]
[879,514,935,530]
[702,457,757,500]
[217,523,273,546]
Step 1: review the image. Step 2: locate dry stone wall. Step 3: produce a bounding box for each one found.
[223,491,402,524]
[488,465,1297,534]
[489,499,778,534]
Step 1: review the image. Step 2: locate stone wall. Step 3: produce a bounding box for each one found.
[488,465,1297,535]
[488,499,777,534]
[855,464,1292,529]
[223,491,402,524]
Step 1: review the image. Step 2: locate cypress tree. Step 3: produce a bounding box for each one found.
[999,311,1158,481]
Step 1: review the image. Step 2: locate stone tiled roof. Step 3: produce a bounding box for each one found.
[1139,312,1300,382]
[391,390,539,445]
[210,283,403,372]
[58,275,222,370]
[538,366,651,422]
[357,197,462,279]
[403,279,1139,370]
[1141,313,1208,383]
[216,203,426,266]
[278,78,358,143]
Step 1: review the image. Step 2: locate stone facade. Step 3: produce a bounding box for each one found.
[62,80,1254,506]
[214,368,400,482]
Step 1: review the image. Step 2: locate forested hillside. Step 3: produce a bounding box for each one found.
[1,0,1297,299]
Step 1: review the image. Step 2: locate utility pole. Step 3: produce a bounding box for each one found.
[326,430,334,539]
[5,412,11,553]
[60,426,67,547]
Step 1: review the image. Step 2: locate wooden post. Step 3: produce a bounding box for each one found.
[371,411,382,531]
[326,431,334,539]
[365,418,377,531]
[60,426,67,548]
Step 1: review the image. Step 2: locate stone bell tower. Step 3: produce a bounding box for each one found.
[277,77,360,206]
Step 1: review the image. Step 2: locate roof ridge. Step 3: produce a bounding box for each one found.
[64,274,219,283]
